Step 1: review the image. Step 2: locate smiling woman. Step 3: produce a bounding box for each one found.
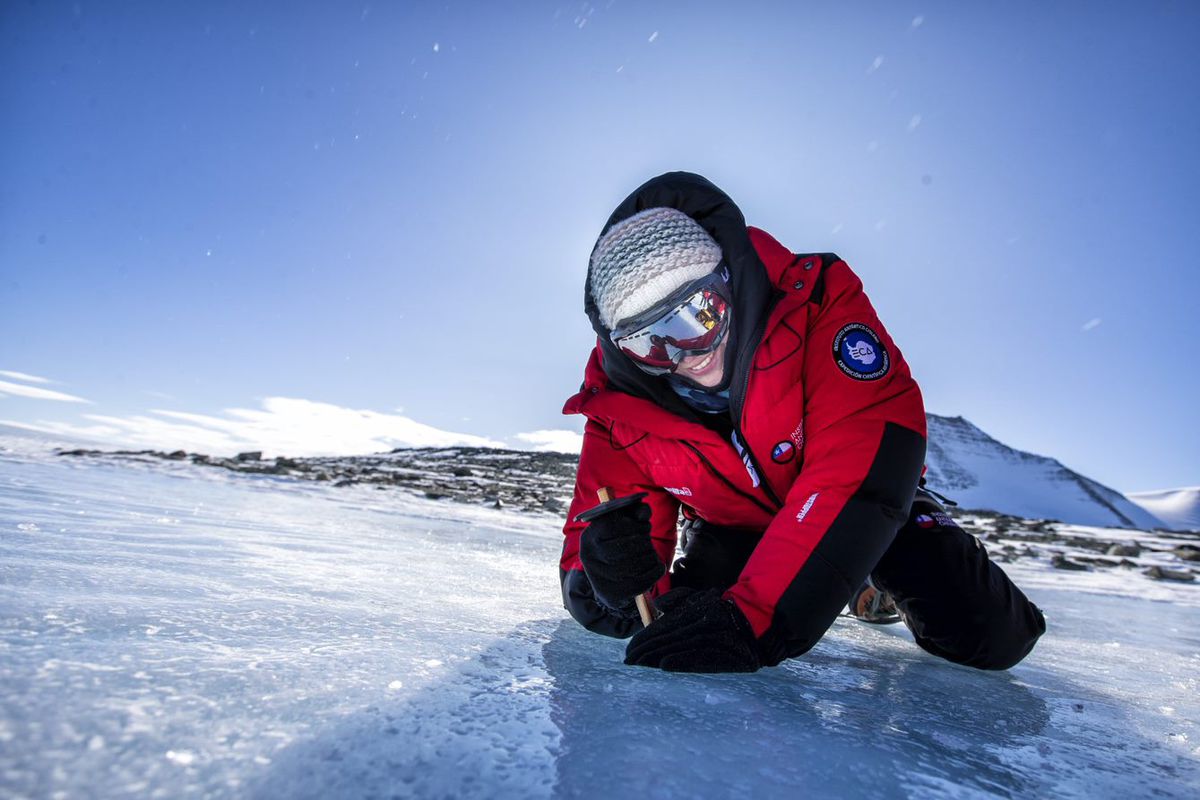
[675,336,729,388]
[558,172,1045,674]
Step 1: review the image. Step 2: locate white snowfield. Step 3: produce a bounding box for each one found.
[1,438,1198,799]
[1128,487,1200,533]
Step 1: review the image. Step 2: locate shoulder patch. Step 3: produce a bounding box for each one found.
[832,322,890,381]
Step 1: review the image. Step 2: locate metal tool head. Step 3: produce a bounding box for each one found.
[573,491,649,524]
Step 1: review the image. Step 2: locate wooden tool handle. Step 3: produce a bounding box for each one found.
[595,487,656,627]
[633,590,656,628]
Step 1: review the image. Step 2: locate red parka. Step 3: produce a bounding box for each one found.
[560,173,927,666]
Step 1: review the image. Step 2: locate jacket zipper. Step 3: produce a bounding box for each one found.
[731,428,783,509]
[728,291,786,511]
[683,442,777,517]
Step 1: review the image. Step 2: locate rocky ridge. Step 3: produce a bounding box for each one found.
[57,445,1198,585]
[57,446,579,515]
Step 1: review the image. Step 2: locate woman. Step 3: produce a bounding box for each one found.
[559,172,1045,673]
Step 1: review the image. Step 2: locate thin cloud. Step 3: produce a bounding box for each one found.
[1,418,129,441]
[4,390,584,458]
[163,397,509,455]
[5,396,507,457]
[0,380,91,404]
[1081,318,1102,332]
[0,370,52,384]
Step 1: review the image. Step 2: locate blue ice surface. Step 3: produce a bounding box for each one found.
[1,442,1197,799]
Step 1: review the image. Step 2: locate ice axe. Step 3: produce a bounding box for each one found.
[574,487,658,627]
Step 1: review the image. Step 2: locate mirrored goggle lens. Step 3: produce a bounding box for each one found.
[615,288,729,369]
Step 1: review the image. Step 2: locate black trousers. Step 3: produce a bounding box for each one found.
[672,493,1047,670]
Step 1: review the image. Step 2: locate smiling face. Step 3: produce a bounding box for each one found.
[674,335,729,388]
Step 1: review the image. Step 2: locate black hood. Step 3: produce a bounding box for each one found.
[584,171,775,423]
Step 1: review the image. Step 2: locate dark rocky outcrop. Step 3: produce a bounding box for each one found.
[53,445,1198,585]
[1144,566,1195,582]
[56,445,579,516]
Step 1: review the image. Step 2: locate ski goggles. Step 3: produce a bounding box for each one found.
[609,267,732,375]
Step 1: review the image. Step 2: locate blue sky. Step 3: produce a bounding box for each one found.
[1,1,1197,493]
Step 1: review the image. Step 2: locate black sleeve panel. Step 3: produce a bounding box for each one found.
[560,567,644,640]
[756,422,927,666]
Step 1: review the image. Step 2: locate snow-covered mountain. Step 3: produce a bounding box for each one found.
[1127,487,1200,532]
[923,414,1165,530]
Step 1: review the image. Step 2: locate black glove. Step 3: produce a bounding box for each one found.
[624,587,761,673]
[578,496,664,612]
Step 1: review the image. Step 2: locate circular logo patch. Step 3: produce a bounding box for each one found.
[832,322,890,381]
[915,513,935,529]
[771,441,795,464]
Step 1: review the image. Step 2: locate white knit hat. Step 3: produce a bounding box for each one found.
[590,207,723,329]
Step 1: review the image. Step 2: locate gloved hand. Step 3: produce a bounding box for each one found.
[624,587,761,673]
[578,496,665,612]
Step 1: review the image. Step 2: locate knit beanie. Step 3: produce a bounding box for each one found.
[590,207,723,330]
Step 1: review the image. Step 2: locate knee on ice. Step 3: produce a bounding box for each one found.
[928,605,1048,671]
